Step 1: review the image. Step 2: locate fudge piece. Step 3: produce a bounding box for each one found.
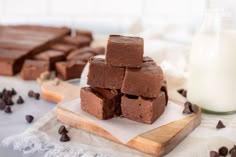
[121,57,163,98]
[121,92,166,124]
[161,80,168,106]
[67,50,94,62]
[88,47,105,55]
[76,30,93,41]
[55,60,86,80]
[33,50,65,70]
[0,49,28,76]
[62,36,91,48]
[80,87,122,120]
[50,43,76,55]
[105,35,144,68]
[66,47,105,60]
[21,60,49,80]
[87,57,125,89]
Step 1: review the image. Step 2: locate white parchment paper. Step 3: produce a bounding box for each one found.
[59,99,186,144]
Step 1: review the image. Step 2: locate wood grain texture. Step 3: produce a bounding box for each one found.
[41,80,201,157]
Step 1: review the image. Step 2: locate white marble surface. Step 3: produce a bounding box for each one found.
[0,75,55,157]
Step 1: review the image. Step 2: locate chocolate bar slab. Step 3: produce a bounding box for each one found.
[0,25,71,57]
[121,92,166,124]
[10,25,71,36]
[21,59,49,80]
[76,30,93,41]
[33,50,65,70]
[0,48,28,76]
[105,35,144,68]
[66,47,105,60]
[62,36,91,48]
[87,57,125,89]
[50,43,76,55]
[121,57,163,98]
[80,87,122,120]
[55,60,86,80]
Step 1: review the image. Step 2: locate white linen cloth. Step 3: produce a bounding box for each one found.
[1,26,236,157]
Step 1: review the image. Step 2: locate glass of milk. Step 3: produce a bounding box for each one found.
[188,0,236,114]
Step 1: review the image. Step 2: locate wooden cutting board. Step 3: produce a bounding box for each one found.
[41,80,201,157]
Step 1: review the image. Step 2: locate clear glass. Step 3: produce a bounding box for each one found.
[187,0,236,114]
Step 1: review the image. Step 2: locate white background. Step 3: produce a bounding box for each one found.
[0,0,206,34]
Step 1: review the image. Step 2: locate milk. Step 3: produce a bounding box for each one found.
[188,30,236,112]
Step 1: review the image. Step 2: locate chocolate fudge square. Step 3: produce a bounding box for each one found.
[67,50,94,62]
[80,87,122,120]
[0,49,28,76]
[55,60,86,80]
[121,92,166,124]
[50,43,76,55]
[105,35,144,68]
[62,36,91,48]
[76,30,93,41]
[87,57,125,89]
[67,47,105,60]
[121,57,163,98]
[33,50,65,70]
[21,60,49,80]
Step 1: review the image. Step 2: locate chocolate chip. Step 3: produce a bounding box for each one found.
[0,99,6,110]
[182,90,187,97]
[11,88,17,96]
[177,89,184,94]
[232,149,236,157]
[184,101,191,107]
[58,125,68,135]
[25,115,34,123]
[4,106,12,113]
[216,120,225,129]
[230,145,236,154]
[60,133,70,142]
[28,90,35,97]
[16,96,24,104]
[182,101,199,114]
[183,105,192,114]
[6,97,14,106]
[6,90,13,97]
[190,104,199,113]
[34,93,40,100]
[183,101,193,114]
[210,151,220,157]
[219,146,228,156]
[177,89,187,97]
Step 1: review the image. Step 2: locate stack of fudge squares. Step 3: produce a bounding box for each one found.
[80,35,168,124]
